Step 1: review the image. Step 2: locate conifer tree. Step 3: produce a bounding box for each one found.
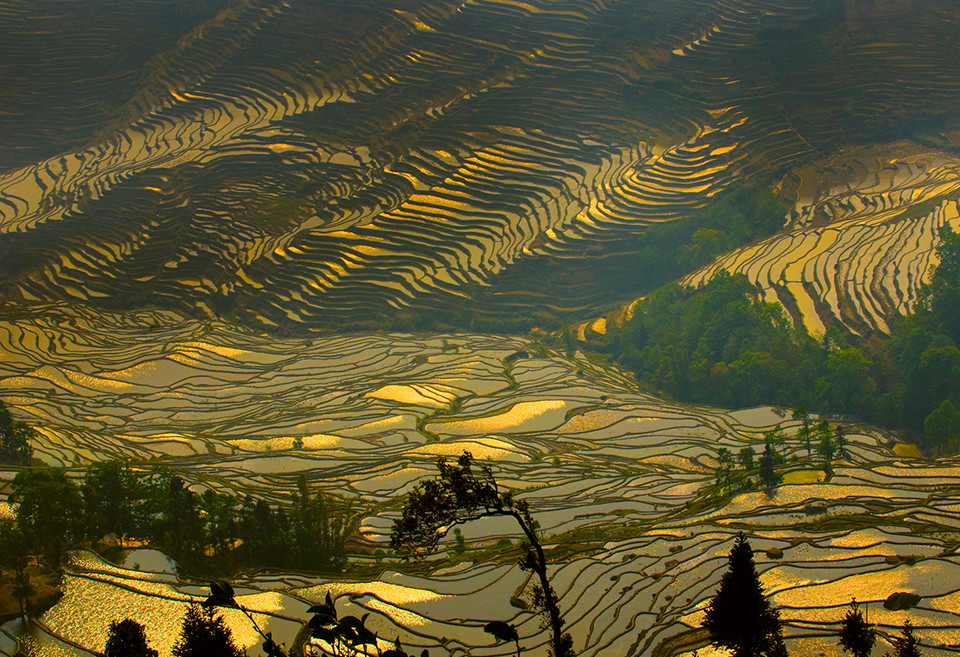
[703,532,785,657]
[892,622,921,657]
[838,599,874,657]
[171,605,243,657]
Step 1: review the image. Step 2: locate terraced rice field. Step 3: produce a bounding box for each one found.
[2,306,960,656]
[1,0,958,326]
[684,144,960,337]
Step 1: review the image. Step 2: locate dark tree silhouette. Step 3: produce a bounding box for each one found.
[11,467,83,567]
[792,407,811,458]
[0,400,33,465]
[83,460,140,547]
[838,599,874,657]
[103,618,158,657]
[758,444,782,492]
[172,605,243,657]
[391,452,573,657]
[0,519,31,618]
[703,532,786,657]
[892,622,921,657]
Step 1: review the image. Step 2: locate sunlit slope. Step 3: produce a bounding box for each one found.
[3,306,960,655]
[0,1,958,327]
[683,143,960,336]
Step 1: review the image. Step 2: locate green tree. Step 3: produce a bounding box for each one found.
[291,475,355,572]
[0,518,32,618]
[172,605,243,657]
[11,467,83,567]
[816,421,836,471]
[83,460,141,547]
[892,621,921,657]
[392,452,573,657]
[201,490,239,570]
[928,225,960,343]
[758,444,782,492]
[103,618,158,657]
[703,532,785,657]
[738,446,756,471]
[838,599,874,657]
[0,400,34,465]
[834,425,848,459]
[715,448,734,494]
[792,407,811,458]
[815,348,876,417]
[924,400,960,455]
[140,469,205,559]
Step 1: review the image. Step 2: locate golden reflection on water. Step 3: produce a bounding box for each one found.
[179,341,251,359]
[432,399,567,433]
[300,581,448,609]
[367,384,455,407]
[413,438,520,461]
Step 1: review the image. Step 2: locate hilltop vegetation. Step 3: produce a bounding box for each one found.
[596,227,960,452]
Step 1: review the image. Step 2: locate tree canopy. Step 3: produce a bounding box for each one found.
[0,400,34,465]
[172,605,243,657]
[392,452,573,657]
[597,225,960,454]
[104,618,158,657]
[10,467,83,567]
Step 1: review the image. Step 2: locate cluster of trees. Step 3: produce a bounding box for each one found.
[599,227,960,453]
[706,532,924,657]
[715,417,847,495]
[92,453,550,657]
[84,458,932,657]
[0,461,356,619]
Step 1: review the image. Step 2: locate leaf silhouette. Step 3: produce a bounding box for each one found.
[484,621,519,643]
[203,580,238,608]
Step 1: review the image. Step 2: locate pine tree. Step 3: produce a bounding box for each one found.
[171,605,243,657]
[703,532,785,657]
[103,618,158,657]
[892,622,921,657]
[838,599,874,657]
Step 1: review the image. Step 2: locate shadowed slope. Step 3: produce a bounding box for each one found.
[0,0,958,329]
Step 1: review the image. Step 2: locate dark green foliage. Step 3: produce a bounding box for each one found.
[291,474,355,572]
[11,467,83,567]
[599,226,960,454]
[0,518,31,618]
[392,452,573,657]
[924,400,960,455]
[171,605,243,657]
[758,443,783,492]
[103,618,158,657]
[815,421,836,468]
[714,448,735,494]
[0,400,34,465]
[928,225,960,344]
[606,271,817,409]
[838,600,874,657]
[83,460,141,547]
[892,622,922,657]
[630,186,786,294]
[7,459,356,578]
[703,532,785,657]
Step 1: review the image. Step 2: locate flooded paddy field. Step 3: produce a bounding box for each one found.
[2,306,960,656]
